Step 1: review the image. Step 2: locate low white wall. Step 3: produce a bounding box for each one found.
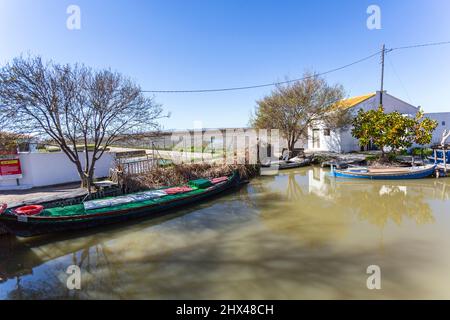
[0,152,115,190]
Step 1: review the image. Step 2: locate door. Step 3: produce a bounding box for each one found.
[312,129,321,149]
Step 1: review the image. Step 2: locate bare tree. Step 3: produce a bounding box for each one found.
[251,72,351,153]
[0,56,163,189]
[0,103,14,133]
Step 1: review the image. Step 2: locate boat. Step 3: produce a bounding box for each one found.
[0,172,241,237]
[261,157,312,170]
[330,164,437,180]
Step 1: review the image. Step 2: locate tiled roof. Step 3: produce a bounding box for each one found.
[337,93,376,110]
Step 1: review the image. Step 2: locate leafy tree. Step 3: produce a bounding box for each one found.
[251,72,351,153]
[0,56,164,189]
[0,132,20,153]
[352,106,437,157]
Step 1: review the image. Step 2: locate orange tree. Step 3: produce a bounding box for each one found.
[352,106,437,158]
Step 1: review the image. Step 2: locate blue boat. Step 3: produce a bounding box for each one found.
[330,164,437,180]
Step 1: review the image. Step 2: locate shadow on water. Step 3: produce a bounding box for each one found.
[0,227,436,299]
[2,167,450,299]
[0,184,254,279]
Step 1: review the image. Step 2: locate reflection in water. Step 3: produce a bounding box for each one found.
[1,167,450,299]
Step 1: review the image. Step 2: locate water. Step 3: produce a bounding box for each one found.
[1,167,450,299]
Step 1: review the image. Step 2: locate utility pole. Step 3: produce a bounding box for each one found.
[380,44,385,106]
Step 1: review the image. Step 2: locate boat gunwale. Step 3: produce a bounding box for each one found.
[0,175,236,223]
[333,164,436,178]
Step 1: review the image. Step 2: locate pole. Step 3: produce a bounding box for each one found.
[380,44,385,106]
[444,147,447,174]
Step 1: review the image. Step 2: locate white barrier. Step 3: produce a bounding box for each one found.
[0,152,115,190]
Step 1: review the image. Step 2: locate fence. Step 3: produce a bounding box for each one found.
[120,158,159,175]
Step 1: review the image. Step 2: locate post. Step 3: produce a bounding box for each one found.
[380,44,385,106]
[152,143,155,168]
[444,147,447,174]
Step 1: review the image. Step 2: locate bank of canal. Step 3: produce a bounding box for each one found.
[1,167,450,299]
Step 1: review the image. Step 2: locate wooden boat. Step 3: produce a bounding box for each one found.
[0,173,241,238]
[330,164,437,180]
[279,159,311,170]
[261,157,312,170]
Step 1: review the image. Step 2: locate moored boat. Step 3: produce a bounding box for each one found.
[0,172,241,237]
[330,164,437,180]
[261,157,312,170]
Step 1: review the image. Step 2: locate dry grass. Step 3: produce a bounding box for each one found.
[120,163,259,193]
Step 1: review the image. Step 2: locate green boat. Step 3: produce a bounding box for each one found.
[0,172,241,238]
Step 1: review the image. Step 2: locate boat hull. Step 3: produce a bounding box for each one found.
[331,165,437,180]
[261,159,311,170]
[0,174,241,237]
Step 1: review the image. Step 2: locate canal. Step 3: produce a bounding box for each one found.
[1,167,450,299]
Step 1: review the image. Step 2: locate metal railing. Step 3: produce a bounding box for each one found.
[121,158,158,175]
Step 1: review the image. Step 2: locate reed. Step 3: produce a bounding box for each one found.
[120,163,259,193]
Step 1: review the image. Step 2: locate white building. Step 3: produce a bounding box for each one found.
[424,112,450,145]
[304,91,420,153]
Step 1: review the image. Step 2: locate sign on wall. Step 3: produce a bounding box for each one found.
[0,158,22,180]
[0,149,18,156]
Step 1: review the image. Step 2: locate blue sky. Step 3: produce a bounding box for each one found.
[1,0,449,130]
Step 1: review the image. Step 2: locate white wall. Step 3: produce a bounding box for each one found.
[306,92,420,153]
[306,123,342,153]
[0,152,115,190]
[373,92,418,115]
[425,113,450,145]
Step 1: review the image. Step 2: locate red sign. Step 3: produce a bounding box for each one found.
[0,159,22,176]
[0,149,18,156]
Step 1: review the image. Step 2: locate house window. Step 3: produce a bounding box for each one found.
[443,121,446,126]
[323,129,331,136]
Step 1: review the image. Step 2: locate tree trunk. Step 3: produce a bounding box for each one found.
[288,135,297,158]
[288,141,295,157]
[381,146,386,160]
[79,172,91,189]
[76,164,94,192]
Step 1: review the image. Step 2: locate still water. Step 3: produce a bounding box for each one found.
[1,167,450,299]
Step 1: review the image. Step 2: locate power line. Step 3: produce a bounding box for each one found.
[387,54,414,105]
[390,40,450,51]
[141,50,382,93]
[141,40,450,94]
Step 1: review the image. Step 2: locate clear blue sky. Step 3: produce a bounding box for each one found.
[1,0,449,130]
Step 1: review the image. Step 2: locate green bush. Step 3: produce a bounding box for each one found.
[365,155,378,162]
[410,147,433,157]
